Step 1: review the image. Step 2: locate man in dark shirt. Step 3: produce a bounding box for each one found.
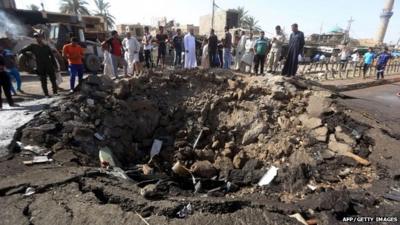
[282,23,305,77]
[20,33,58,97]
[223,26,233,69]
[208,29,218,68]
[0,46,23,94]
[156,26,169,68]
[376,47,391,80]
[0,56,16,109]
[172,29,183,67]
[105,30,127,78]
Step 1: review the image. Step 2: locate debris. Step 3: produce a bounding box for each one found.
[289,213,308,225]
[17,141,47,155]
[99,147,116,168]
[258,166,278,186]
[192,127,209,150]
[23,187,36,197]
[94,132,105,141]
[307,184,317,191]
[384,190,400,202]
[150,139,163,159]
[172,161,191,177]
[176,203,193,218]
[299,114,322,129]
[106,167,130,180]
[86,98,95,106]
[141,164,154,175]
[190,160,217,178]
[23,156,53,165]
[135,211,151,225]
[328,134,370,166]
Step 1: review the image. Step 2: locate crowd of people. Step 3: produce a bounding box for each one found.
[0,22,395,109]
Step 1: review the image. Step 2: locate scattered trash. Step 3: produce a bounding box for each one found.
[17,141,47,155]
[150,139,163,159]
[135,211,151,225]
[307,184,317,191]
[176,203,193,218]
[289,213,308,225]
[258,166,278,186]
[141,164,154,175]
[94,132,105,141]
[192,127,209,150]
[86,98,95,106]
[99,147,116,168]
[23,156,53,165]
[23,187,36,197]
[106,167,130,180]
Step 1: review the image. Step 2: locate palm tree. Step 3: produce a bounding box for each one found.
[60,0,91,15]
[243,16,261,31]
[27,4,40,11]
[93,0,115,30]
[235,6,248,27]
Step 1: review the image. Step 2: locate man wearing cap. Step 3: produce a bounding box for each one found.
[63,37,84,92]
[105,30,127,78]
[20,33,58,97]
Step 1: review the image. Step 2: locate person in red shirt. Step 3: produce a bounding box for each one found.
[62,37,84,92]
[105,30,127,78]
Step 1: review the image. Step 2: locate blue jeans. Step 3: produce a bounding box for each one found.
[223,48,232,69]
[69,64,84,90]
[174,49,182,66]
[7,67,22,94]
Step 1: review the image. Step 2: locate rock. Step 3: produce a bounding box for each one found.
[214,156,234,179]
[354,174,368,184]
[328,134,352,154]
[227,79,238,90]
[289,149,316,167]
[270,85,288,100]
[306,95,333,118]
[233,151,249,169]
[312,126,328,142]
[318,190,351,213]
[299,114,322,129]
[140,184,160,199]
[194,149,215,161]
[335,126,356,145]
[242,122,267,145]
[221,148,234,158]
[277,116,291,130]
[72,127,94,142]
[242,159,262,171]
[190,161,217,178]
[114,79,130,99]
[211,140,220,149]
[319,149,335,159]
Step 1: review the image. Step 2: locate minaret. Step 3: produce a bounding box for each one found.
[375,0,395,44]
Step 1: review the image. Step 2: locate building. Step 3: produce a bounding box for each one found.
[116,24,144,37]
[199,10,239,37]
[178,24,199,35]
[0,0,16,8]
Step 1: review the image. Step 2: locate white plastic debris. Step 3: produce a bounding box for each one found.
[17,141,47,155]
[23,187,36,197]
[258,166,278,186]
[23,156,53,165]
[289,213,308,225]
[106,167,130,180]
[99,147,116,167]
[176,203,193,218]
[150,139,163,158]
[307,184,317,191]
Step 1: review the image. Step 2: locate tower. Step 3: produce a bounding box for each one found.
[375,0,395,44]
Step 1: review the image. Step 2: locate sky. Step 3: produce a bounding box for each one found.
[15,0,400,44]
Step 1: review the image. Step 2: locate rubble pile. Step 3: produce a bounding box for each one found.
[12,69,375,198]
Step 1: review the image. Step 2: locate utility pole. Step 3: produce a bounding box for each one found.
[376,0,395,44]
[211,0,215,29]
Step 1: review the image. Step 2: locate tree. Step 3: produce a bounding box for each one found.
[60,0,91,15]
[93,0,115,30]
[243,16,261,31]
[235,6,248,27]
[27,4,40,11]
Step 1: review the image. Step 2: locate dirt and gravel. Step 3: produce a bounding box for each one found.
[1,69,400,225]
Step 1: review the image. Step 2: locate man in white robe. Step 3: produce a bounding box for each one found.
[235,30,247,71]
[122,32,140,75]
[184,29,197,69]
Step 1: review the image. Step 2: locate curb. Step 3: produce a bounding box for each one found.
[319,77,400,92]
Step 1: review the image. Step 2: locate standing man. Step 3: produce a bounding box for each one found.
[339,47,349,69]
[62,37,84,92]
[376,47,391,80]
[267,26,285,73]
[253,31,269,75]
[143,26,153,69]
[184,29,197,69]
[243,31,256,73]
[122,32,140,75]
[172,29,184,67]
[156,26,169,68]
[208,29,218,68]
[363,47,375,77]
[0,56,16,110]
[282,23,305,77]
[0,46,23,94]
[235,30,247,71]
[222,26,232,69]
[105,30,127,78]
[20,33,58,97]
